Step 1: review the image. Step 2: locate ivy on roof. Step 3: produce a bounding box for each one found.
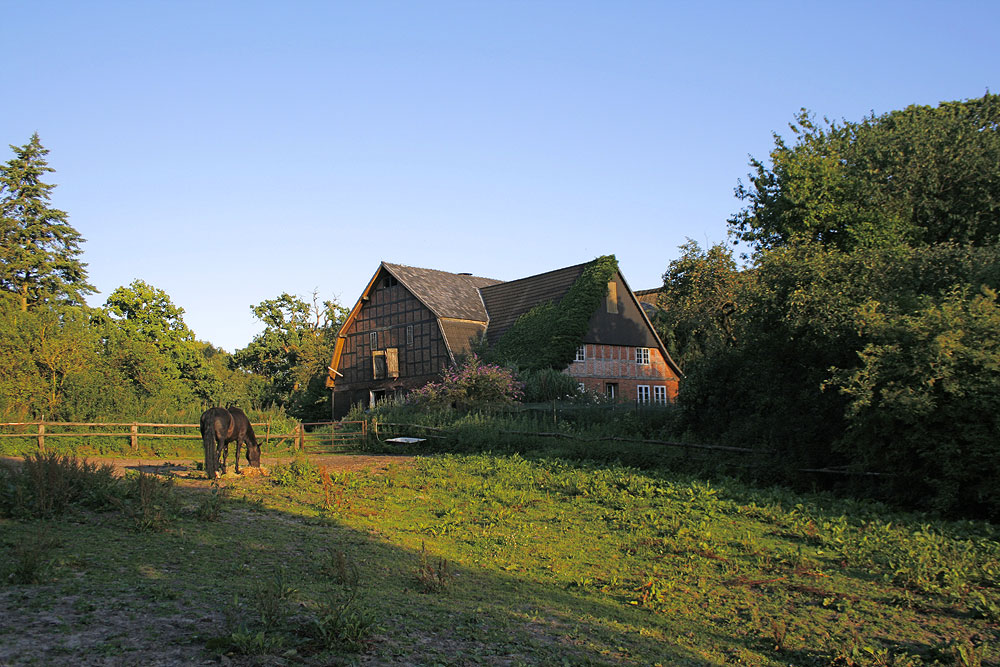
[488,255,619,371]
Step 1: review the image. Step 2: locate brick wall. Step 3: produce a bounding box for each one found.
[564,344,679,403]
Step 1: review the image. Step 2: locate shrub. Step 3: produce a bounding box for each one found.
[519,367,581,403]
[0,453,123,520]
[407,355,523,410]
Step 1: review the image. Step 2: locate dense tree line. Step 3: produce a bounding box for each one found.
[656,94,1000,518]
[0,135,344,423]
[4,94,998,519]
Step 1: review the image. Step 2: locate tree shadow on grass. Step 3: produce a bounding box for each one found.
[2,453,994,666]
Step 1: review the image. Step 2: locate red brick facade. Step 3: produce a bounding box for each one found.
[565,343,679,403]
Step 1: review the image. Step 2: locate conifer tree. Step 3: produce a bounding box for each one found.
[0,134,94,310]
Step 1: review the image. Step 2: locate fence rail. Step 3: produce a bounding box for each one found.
[0,420,367,453]
[371,420,890,477]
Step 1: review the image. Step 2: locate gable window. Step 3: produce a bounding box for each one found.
[606,282,618,314]
[636,347,650,365]
[406,325,414,346]
[372,350,387,379]
[574,345,586,362]
[370,331,378,350]
[637,385,650,404]
[653,386,667,405]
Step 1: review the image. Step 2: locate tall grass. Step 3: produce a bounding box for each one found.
[0,453,122,519]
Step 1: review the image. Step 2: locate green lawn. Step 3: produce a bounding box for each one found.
[1,452,997,665]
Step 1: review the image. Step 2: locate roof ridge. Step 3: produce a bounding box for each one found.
[382,261,500,283]
[478,260,590,292]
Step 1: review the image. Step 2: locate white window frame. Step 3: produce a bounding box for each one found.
[577,382,586,393]
[370,331,378,349]
[574,345,586,362]
[653,385,667,405]
[636,347,650,365]
[637,385,651,404]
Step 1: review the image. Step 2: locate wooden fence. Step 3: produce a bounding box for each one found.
[370,420,889,477]
[0,420,367,453]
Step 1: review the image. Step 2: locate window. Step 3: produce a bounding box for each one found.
[606,282,618,313]
[605,382,618,399]
[653,386,667,405]
[574,345,586,362]
[637,385,650,404]
[370,331,378,350]
[578,382,586,393]
[372,351,386,379]
[406,325,414,346]
[636,347,650,365]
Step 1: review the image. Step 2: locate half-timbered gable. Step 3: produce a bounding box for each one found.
[327,262,500,416]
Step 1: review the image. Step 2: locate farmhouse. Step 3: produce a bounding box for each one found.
[326,257,681,418]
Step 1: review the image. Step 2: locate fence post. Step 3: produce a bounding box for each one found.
[297,423,304,451]
[37,422,45,451]
[130,423,139,451]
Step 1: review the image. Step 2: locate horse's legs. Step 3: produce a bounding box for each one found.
[218,439,228,475]
[234,437,242,474]
[202,430,217,479]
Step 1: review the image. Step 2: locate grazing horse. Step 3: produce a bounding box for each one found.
[199,406,262,478]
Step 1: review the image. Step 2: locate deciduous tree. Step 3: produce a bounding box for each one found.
[730,94,1000,254]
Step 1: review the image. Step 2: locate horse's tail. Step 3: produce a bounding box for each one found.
[200,415,219,478]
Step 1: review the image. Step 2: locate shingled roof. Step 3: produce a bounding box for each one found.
[381,262,501,322]
[479,262,588,345]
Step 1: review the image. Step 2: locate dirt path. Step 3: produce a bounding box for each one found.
[0,452,416,483]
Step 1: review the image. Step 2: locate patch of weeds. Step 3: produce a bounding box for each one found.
[768,619,788,652]
[122,471,177,532]
[938,639,989,667]
[253,568,298,626]
[306,589,376,652]
[632,577,676,612]
[968,590,1000,622]
[320,548,359,587]
[0,453,123,520]
[215,627,288,656]
[6,532,61,584]
[415,541,453,593]
[270,457,320,489]
[207,555,375,660]
[194,481,227,521]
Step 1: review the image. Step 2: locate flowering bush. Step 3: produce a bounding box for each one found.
[409,356,524,410]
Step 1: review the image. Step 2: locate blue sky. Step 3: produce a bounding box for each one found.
[4,1,997,351]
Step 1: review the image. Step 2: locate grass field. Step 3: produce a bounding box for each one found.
[1,451,997,665]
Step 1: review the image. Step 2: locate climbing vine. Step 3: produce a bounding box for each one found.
[489,255,619,371]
